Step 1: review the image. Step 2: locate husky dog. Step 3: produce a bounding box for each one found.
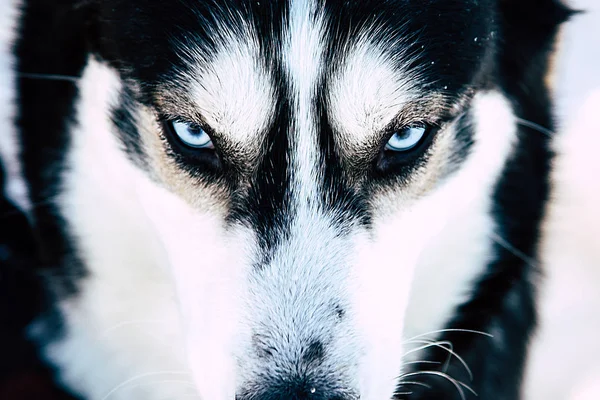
[0,0,573,399]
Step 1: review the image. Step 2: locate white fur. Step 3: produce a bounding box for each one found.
[284,0,325,199]
[134,181,248,400]
[183,20,275,147]
[32,59,192,400]
[0,0,30,213]
[328,31,421,144]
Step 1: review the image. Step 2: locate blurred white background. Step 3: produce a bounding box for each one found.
[524,0,600,398]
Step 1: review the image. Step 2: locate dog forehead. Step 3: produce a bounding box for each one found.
[97,0,494,78]
[97,0,494,147]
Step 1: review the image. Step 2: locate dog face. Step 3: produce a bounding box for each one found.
[52,0,554,399]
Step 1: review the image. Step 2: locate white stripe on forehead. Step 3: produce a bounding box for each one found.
[284,0,325,200]
[329,29,422,143]
[239,5,360,387]
[183,19,275,143]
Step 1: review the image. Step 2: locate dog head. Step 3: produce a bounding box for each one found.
[75,1,569,399]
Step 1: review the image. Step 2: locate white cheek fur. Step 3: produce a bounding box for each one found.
[134,179,249,400]
[33,58,193,400]
[403,91,518,343]
[351,91,517,399]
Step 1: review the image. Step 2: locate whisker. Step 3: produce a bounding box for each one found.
[446,111,555,141]
[407,339,472,380]
[134,380,198,400]
[101,371,192,400]
[456,114,555,137]
[17,72,80,82]
[399,381,432,389]
[100,319,174,338]
[403,360,442,366]
[489,231,537,267]
[399,371,477,400]
[515,117,555,137]
[405,328,493,342]
[402,342,446,358]
[129,379,196,390]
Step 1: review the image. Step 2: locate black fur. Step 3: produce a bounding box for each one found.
[14,0,90,302]
[110,87,149,170]
[0,161,78,399]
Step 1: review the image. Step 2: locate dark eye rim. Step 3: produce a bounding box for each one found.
[375,122,438,174]
[160,117,222,171]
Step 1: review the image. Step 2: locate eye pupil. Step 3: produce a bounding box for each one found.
[397,128,412,139]
[188,124,202,135]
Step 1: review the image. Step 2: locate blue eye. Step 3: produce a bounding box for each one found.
[385,124,428,152]
[171,121,213,149]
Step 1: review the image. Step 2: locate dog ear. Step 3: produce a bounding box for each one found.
[496,0,576,97]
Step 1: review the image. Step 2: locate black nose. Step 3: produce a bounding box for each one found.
[238,380,351,400]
